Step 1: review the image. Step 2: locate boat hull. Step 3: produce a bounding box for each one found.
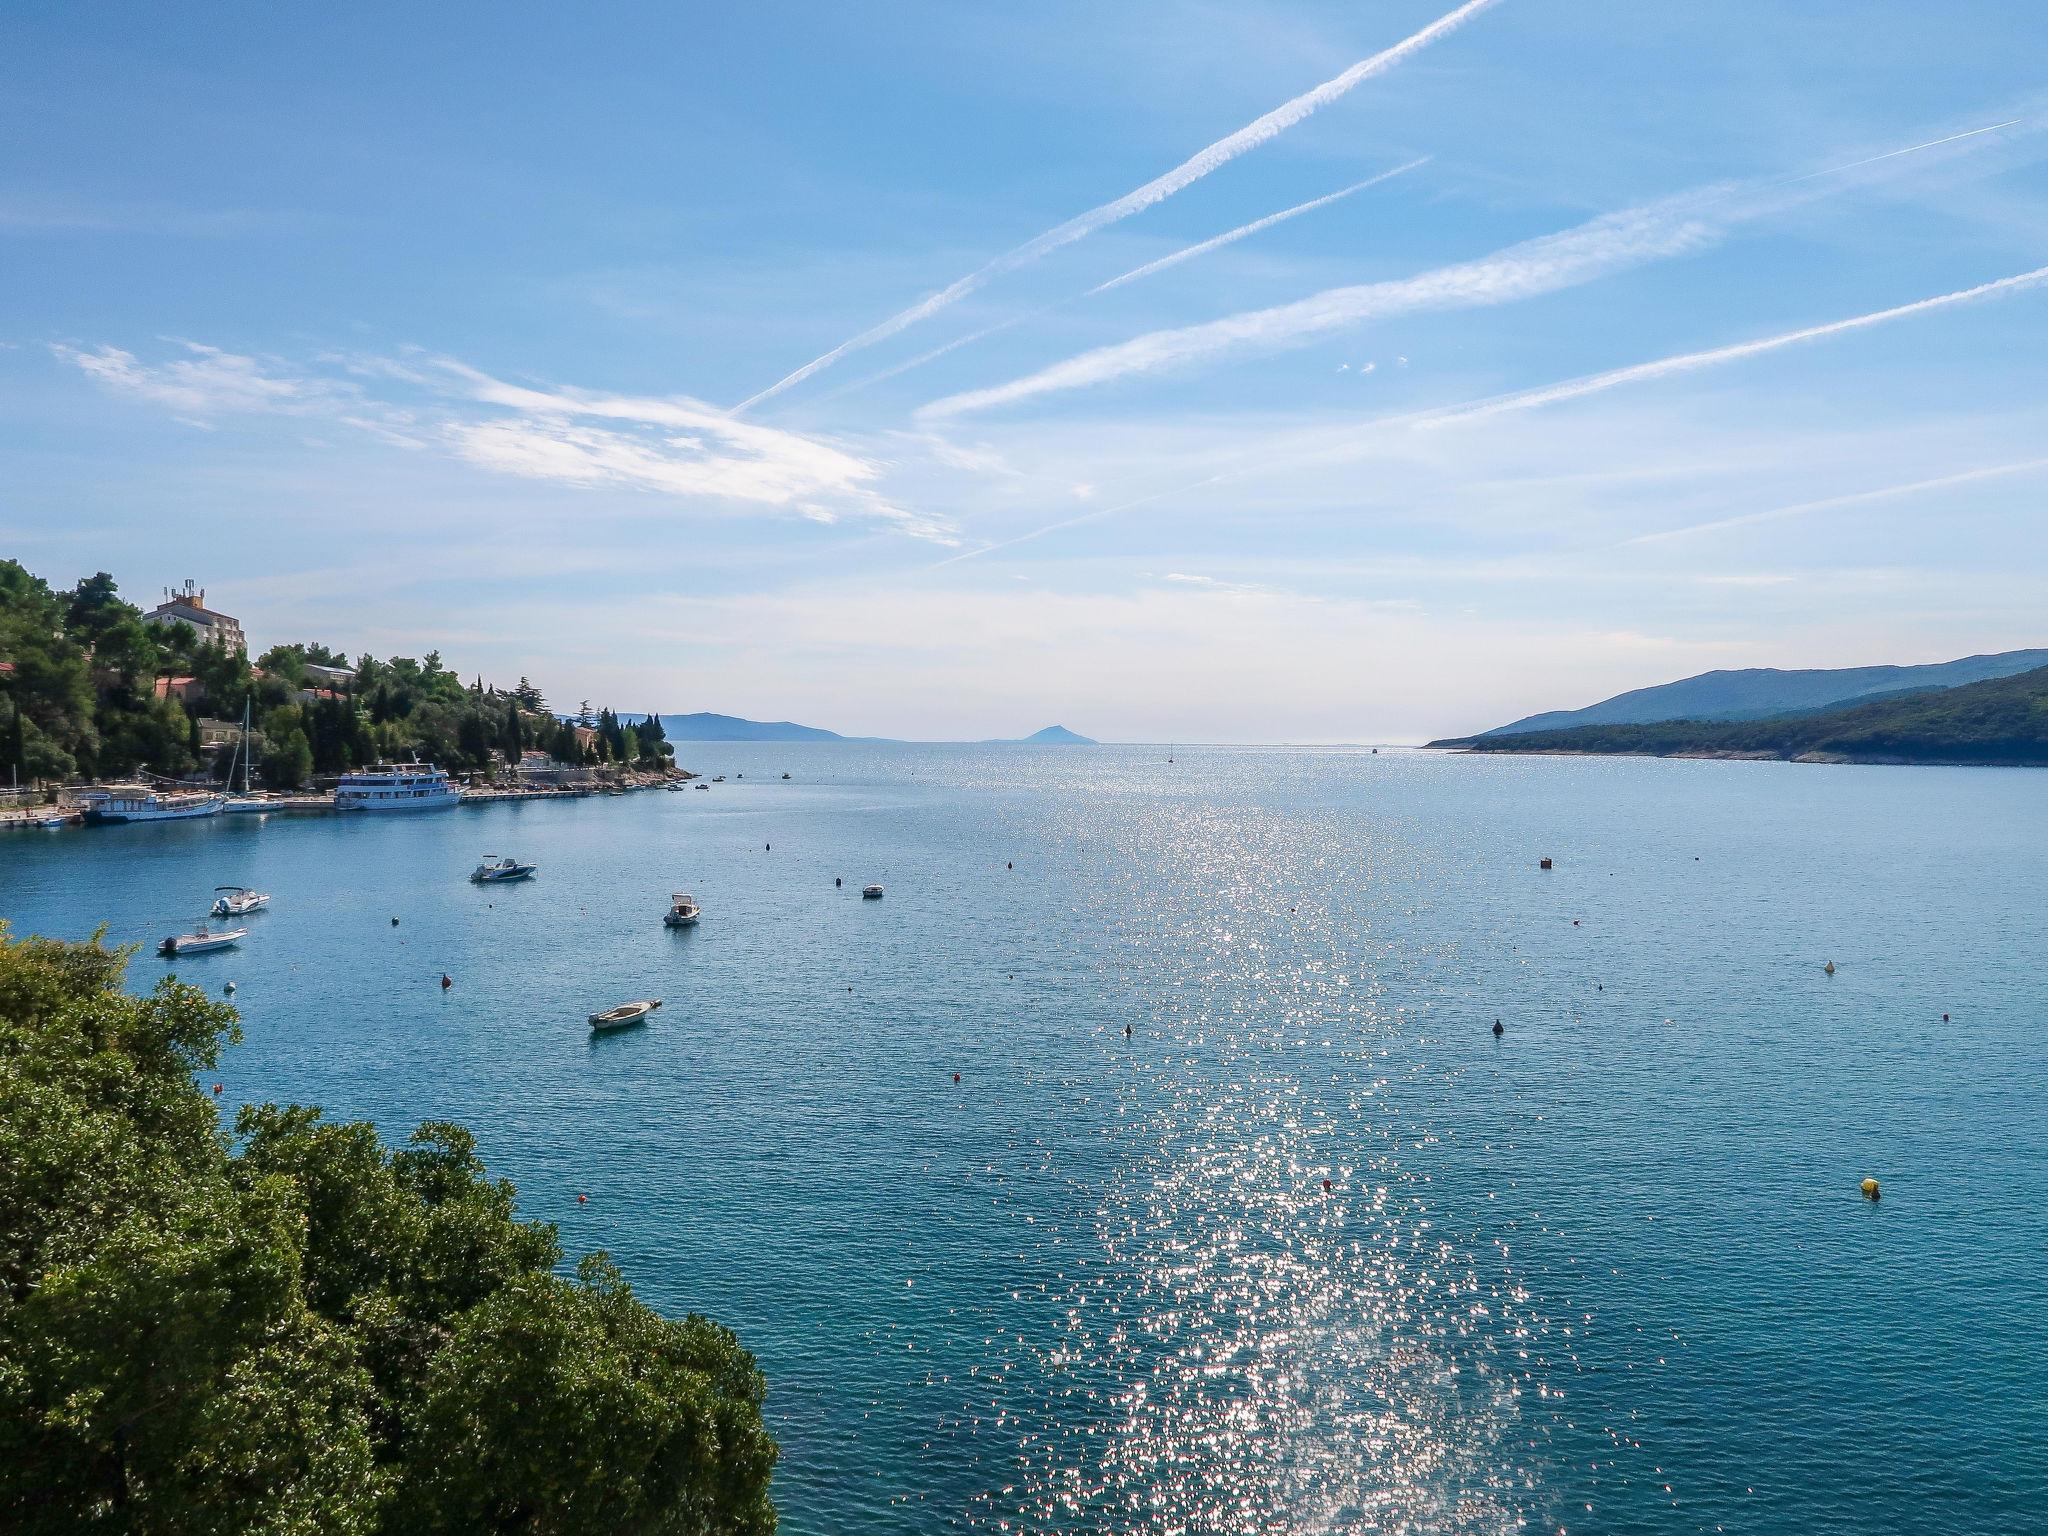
[84,797,225,825]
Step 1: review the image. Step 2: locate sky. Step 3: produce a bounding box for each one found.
[5,0,2047,742]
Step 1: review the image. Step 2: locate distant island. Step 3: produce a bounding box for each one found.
[629,712,1096,745]
[1432,662,2048,767]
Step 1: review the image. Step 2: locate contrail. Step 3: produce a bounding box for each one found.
[1784,118,2023,183]
[934,263,2048,567]
[819,161,1424,403]
[1085,158,1428,296]
[1421,262,2048,426]
[732,0,1503,412]
[1624,457,2048,545]
[918,117,2032,422]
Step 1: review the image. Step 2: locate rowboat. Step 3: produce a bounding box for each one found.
[589,998,662,1032]
[211,885,270,917]
[159,926,249,957]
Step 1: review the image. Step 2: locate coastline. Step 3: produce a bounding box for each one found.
[1426,743,2048,768]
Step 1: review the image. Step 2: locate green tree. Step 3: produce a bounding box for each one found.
[0,928,777,1535]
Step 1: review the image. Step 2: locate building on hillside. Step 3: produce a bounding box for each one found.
[142,581,246,655]
[516,749,589,787]
[153,676,203,705]
[571,724,599,755]
[302,662,354,690]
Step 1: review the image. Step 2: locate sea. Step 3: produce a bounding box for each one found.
[4,744,2044,1535]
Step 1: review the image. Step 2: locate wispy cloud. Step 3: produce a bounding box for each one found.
[54,342,956,542]
[732,0,1502,412]
[1084,159,1428,297]
[1422,263,2048,426]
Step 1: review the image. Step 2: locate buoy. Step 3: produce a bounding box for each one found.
[212,1083,222,1096]
[952,1072,961,1084]
[1123,1023,1132,1039]
[1539,857,1553,870]
[1942,1013,1950,1023]
[224,981,237,994]
[1007,862,1013,870]
[578,1193,588,1204]
[1572,919,1580,926]
[440,974,452,990]
[1492,1020,1504,1037]
[1861,1178,1880,1201]
[1322,1178,1332,1192]
[391,916,399,926]
[835,877,843,887]
[1824,961,1836,976]
[765,843,771,851]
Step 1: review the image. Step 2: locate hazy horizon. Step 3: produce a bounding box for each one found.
[9,2,2047,741]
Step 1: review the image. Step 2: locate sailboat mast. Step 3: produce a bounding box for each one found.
[241,695,252,795]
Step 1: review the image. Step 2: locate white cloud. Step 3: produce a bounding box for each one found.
[51,340,343,417]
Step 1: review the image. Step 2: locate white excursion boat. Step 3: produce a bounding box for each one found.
[334,762,462,812]
[663,892,701,928]
[589,998,662,1032]
[81,786,227,825]
[159,925,248,957]
[862,883,885,899]
[211,885,270,917]
[470,855,538,883]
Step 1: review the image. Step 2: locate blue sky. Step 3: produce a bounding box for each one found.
[6,0,2047,741]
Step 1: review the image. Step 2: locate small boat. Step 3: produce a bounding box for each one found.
[712,775,726,783]
[666,781,688,792]
[159,926,248,957]
[862,883,884,900]
[38,815,70,829]
[663,892,701,928]
[210,885,270,918]
[693,782,709,790]
[470,856,538,883]
[781,772,792,780]
[589,998,662,1032]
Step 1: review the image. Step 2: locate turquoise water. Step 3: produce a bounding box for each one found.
[5,746,2045,1533]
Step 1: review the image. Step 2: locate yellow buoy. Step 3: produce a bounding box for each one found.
[1860,1178,1880,1201]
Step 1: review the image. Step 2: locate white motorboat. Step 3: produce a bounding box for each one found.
[666,781,688,791]
[862,883,885,899]
[159,925,248,957]
[335,761,462,811]
[589,998,662,1032]
[81,786,226,824]
[211,885,270,918]
[470,856,538,883]
[663,892,701,928]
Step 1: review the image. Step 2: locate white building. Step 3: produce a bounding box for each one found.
[142,580,246,655]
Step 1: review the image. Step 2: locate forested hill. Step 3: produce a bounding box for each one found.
[1478,648,2048,737]
[1432,665,2048,766]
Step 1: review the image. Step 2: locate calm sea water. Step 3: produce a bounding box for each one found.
[5,746,2045,1534]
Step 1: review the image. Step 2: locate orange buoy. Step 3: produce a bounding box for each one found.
[578,1193,588,1204]
[212,1083,222,1095]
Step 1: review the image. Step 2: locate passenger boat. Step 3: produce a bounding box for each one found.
[211,885,270,917]
[470,856,538,883]
[81,786,227,824]
[663,892,701,928]
[159,925,248,957]
[334,762,462,812]
[589,998,661,1032]
[862,883,885,899]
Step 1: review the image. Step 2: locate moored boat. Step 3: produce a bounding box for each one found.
[81,786,227,825]
[663,892,701,928]
[159,925,248,957]
[470,855,538,883]
[862,883,884,899]
[589,998,662,1032]
[335,762,462,812]
[211,885,270,917]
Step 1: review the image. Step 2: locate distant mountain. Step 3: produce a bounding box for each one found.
[1475,649,2048,738]
[1434,664,2048,766]
[628,713,1098,744]
[650,712,854,743]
